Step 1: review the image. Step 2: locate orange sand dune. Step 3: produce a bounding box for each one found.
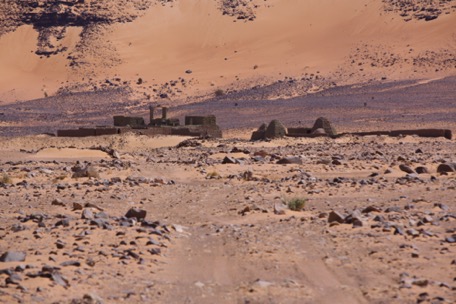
[0,0,455,103]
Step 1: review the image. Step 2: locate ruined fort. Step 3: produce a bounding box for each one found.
[57,106,223,138]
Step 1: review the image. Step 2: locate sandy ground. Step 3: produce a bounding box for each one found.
[0,133,455,303]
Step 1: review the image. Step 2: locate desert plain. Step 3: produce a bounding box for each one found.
[0,1,455,304]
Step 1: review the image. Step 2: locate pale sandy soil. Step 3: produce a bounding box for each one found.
[0,133,455,303]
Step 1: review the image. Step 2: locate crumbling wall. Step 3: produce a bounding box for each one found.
[57,127,119,137]
[344,129,452,140]
[185,115,217,126]
[113,116,145,127]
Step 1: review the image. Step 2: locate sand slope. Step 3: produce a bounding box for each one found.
[0,0,455,103]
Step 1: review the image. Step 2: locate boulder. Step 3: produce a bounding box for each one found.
[399,164,415,174]
[277,157,303,165]
[437,163,456,173]
[415,166,430,174]
[0,251,26,262]
[125,208,147,221]
[328,211,345,223]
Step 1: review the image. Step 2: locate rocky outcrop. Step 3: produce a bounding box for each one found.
[383,0,456,22]
[0,1,170,57]
[219,0,261,21]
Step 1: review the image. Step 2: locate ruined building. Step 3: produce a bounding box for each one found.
[57,106,222,138]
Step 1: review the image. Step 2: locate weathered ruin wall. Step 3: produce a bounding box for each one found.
[342,129,452,140]
[57,128,96,137]
[57,128,119,137]
[95,128,119,136]
[113,116,145,127]
[185,115,217,126]
[390,129,452,139]
[119,127,173,136]
[287,128,313,136]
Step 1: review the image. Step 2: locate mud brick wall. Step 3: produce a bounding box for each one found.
[287,128,313,136]
[345,129,452,140]
[113,116,145,127]
[57,128,96,137]
[185,115,217,126]
[95,128,119,136]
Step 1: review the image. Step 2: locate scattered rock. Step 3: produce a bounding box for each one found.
[415,166,429,174]
[328,211,345,223]
[274,203,286,215]
[437,163,456,173]
[81,208,94,220]
[0,251,26,262]
[277,157,302,165]
[125,208,147,221]
[222,156,238,164]
[399,164,415,174]
[51,199,65,206]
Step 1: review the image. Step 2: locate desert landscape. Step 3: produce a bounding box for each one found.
[0,1,455,303]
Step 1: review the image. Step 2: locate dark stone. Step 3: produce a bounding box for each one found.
[393,225,404,235]
[55,240,66,249]
[332,159,343,165]
[437,163,456,173]
[90,219,110,229]
[352,219,363,228]
[373,215,385,222]
[148,248,161,255]
[415,166,429,174]
[60,260,81,267]
[51,199,65,206]
[445,235,456,243]
[5,273,22,285]
[125,208,147,221]
[222,156,237,164]
[277,157,302,165]
[399,164,415,174]
[362,206,382,213]
[328,211,345,223]
[0,251,26,262]
[385,206,402,213]
[406,229,420,237]
[55,218,71,227]
[344,209,362,224]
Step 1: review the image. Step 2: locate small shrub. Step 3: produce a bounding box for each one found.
[286,197,306,211]
[86,166,100,179]
[214,89,225,97]
[52,174,67,183]
[206,171,220,179]
[1,173,12,184]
